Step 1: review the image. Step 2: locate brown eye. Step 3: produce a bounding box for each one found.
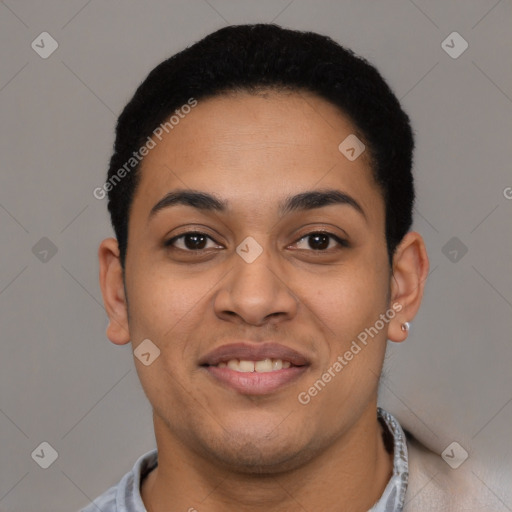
[294,231,349,251]
[164,232,219,251]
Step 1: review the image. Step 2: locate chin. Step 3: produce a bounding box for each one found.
[198,428,316,475]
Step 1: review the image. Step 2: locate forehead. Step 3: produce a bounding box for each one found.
[130,90,383,225]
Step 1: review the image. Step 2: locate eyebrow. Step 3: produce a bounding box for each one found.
[148,188,367,222]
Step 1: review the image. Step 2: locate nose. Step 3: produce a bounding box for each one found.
[213,242,298,326]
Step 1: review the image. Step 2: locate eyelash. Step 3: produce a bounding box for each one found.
[164,230,349,253]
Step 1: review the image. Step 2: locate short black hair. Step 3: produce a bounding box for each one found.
[105,23,415,270]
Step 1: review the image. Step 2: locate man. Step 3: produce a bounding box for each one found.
[87,23,477,512]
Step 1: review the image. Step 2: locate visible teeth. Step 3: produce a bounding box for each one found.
[272,359,283,370]
[239,360,255,372]
[254,359,273,372]
[217,358,293,372]
[227,359,239,370]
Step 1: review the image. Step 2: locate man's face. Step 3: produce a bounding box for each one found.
[122,90,392,472]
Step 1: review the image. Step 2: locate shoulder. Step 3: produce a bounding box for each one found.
[79,484,117,511]
[77,449,158,512]
[404,433,506,511]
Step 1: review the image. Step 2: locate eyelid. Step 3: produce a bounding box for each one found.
[164,230,222,248]
[292,230,349,249]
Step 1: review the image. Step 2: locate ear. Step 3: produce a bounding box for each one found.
[388,231,429,343]
[98,237,131,345]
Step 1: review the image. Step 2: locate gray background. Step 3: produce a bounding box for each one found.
[1,1,511,511]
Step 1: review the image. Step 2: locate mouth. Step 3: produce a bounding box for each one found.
[199,343,310,395]
[209,358,293,372]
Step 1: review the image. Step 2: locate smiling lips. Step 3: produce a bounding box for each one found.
[218,358,291,372]
[199,342,310,395]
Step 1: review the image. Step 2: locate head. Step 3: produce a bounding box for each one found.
[99,24,428,472]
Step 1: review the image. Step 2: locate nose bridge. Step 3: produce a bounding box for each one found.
[215,235,297,324]
[233,236,283,299]
[236,245,277,291]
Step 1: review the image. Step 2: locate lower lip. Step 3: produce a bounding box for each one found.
[203,365,308,395]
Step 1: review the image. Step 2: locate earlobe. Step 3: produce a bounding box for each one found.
[388,231,429,343]
[98,238,131,345]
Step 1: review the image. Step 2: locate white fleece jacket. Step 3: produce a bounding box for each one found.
[404,434,509,511]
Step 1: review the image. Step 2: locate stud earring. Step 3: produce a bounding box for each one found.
[401,322,410,332]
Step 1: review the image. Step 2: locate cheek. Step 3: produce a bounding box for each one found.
[129,294,203,424]
[299,258,390,402]
[297,270,388,420]
[126,259,210,339]
[305,263,388,338]
[135,361,198,438]
[125,268,203,400]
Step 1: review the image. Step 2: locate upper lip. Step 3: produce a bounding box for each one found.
[199,342,310,367]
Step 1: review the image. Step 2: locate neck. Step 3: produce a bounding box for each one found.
[141,405,393,512]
